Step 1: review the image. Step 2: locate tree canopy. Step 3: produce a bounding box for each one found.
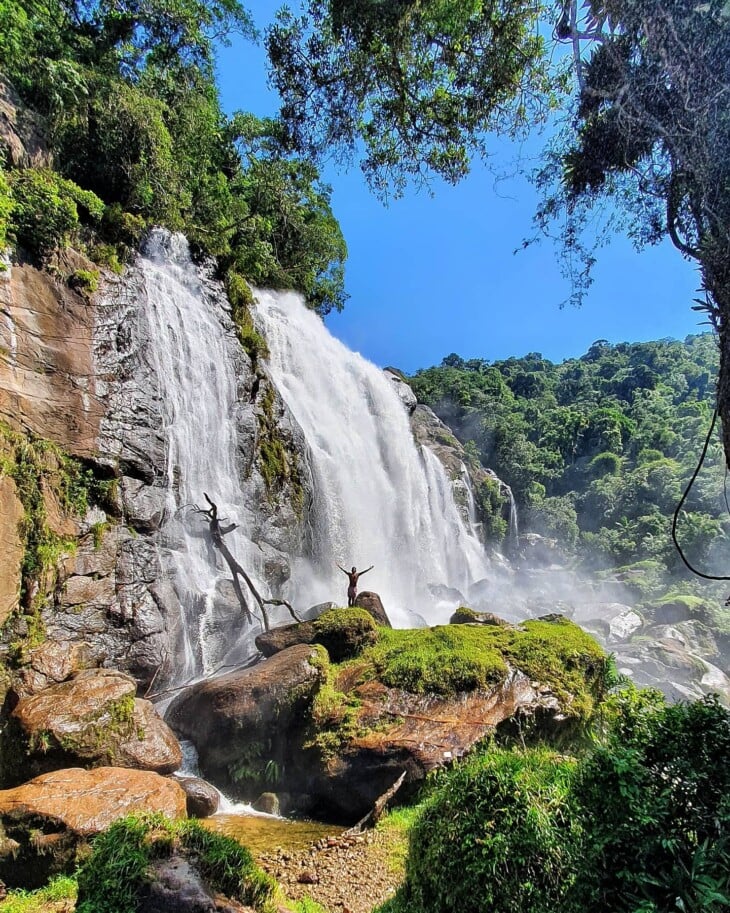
[266,0,563,197]
[0,0,348,315]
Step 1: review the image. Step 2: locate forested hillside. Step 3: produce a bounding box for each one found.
[0,0,346,316]
[411,335,729,617]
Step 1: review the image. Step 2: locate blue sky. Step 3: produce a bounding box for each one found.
[216,3,705,375]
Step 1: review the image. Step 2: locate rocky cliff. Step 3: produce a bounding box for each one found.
[0,242,314,695]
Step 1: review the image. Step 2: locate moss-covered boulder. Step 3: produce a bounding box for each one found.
[192,617,606,824]
[299,617,602,822]
[2,669,182,786]
[255,608,378,662]
[74,815,276,913]
[0,768,187,889]
[450,606,513,627]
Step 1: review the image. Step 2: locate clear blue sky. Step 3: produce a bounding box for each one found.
[216,3,705,375]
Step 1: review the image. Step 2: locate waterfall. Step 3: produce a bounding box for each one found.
[507,487,519,547]
[139,231,265,679]
[254,290,492,626]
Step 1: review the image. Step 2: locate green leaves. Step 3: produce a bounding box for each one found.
[266,0,557,197]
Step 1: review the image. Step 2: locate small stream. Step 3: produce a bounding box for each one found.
[202,814,343,856]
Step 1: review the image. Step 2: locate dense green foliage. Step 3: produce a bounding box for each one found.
[0,0,347,313]
[411,335,728,605]
[386,748,577,913]
[570,692,730,913]
[267,0,562,197]
[75,814,277,913]
[379,692,730,913]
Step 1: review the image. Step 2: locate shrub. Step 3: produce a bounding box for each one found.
[0,165,12,257]
[68,269,99,294]
[567,694,730,913]
[394,748,577,913]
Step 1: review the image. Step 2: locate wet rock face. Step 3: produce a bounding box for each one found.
[4,669,181,786]
[1,243,315,694]
[408,402,513,539]
[0,767,187,889]
[0,476,24,627]
[0,260,105,460]
[0,78,50,168]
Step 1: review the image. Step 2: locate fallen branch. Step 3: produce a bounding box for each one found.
[343,771,407,835]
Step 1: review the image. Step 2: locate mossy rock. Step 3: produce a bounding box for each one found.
[75,814,277,913]
[450,606,512,627]
[312,608,378,662]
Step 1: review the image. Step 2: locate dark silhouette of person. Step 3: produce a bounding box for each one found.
[337,563,374,607]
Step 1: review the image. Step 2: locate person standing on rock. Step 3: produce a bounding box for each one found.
[337,564,374,607]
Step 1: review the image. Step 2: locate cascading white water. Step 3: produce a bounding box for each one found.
[254,290,492,626]
[139,231,266,678]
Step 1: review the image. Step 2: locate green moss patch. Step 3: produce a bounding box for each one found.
[346,618,606,718]
[256,384,304,514]
[0,874,77,913]
[312,608,378,661]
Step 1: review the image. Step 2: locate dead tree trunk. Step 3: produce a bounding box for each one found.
[197,493,302,631]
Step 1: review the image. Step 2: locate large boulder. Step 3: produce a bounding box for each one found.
[0,767,187,888]
[166,644,327,798]
[183,618,605,824]
[353,592,391,628]
[3,669,181,785]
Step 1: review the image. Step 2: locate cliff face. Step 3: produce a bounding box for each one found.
[0,249,313,691]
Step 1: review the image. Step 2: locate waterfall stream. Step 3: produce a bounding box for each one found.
[140,231,266,679]
[254,289,492,627]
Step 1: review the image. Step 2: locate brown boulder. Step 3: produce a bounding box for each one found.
[5,669,181,784]
[283,669,564,823]
[256,621,316,657]
[353,592,391,627]
[15,640,95,697]
[0,767,186,888]
[176,777,220,818]
[166,644,327,799]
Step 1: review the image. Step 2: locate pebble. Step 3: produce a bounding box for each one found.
[259,827,403,913]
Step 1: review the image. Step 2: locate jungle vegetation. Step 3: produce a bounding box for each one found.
[0,0,347,315]
[410,334,730,616]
